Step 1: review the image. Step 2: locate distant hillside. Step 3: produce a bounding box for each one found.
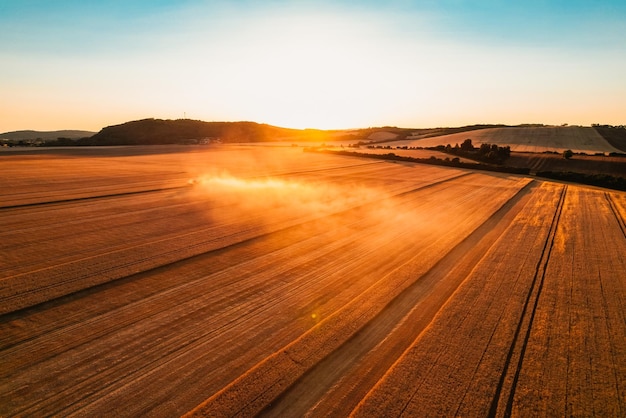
[593,125,626,152]
[387,126,621,154]
[83,119,331,145]
[0,130,95,141]
[360,124,506,144]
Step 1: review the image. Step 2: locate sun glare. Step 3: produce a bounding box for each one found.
[176,9,408,130]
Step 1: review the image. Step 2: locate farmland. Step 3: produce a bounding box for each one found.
[392,126,622,154]
[1,145,625,417]
[505,152,626,176]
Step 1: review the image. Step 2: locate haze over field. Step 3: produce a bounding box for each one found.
[1,0,625,132]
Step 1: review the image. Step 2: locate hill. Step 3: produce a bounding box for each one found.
[387,126,621,154]
[82,119,336,146]
[592,125,626,152]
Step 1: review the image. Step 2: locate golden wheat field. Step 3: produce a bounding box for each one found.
[1,145,625,417]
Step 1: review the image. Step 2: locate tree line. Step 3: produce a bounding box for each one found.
[429,139,511,164]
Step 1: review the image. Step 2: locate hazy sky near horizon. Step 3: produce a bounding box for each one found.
[1,0,625,132]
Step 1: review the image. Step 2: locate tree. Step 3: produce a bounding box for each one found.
[563,149,574,160]
[461,138,474,151]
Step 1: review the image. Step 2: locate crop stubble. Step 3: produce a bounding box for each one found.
[191,175,531,417]
[352,184,626,417]
[510,187,626,417]
[1,146,624,416]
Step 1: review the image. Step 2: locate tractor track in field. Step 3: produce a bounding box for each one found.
[0,209,406,376]
[1,201,412,415]
[30,224,418,417]
[257,180,538,417]
[605,192,626,238]
[0,160,382,211]
[0,185,190,210]
[186,177,533,417]
[489,185,568,417]
[1,162,452,279]
[1,171,470,316]
[3,169,494,416]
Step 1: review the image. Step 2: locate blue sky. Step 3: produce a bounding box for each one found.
[1,0,625,131]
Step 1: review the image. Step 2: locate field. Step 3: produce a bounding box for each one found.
[504,152,626,175]
[391,126,622,154]
[1,145,625,416]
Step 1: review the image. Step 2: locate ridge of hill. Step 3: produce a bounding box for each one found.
[82,119,338,145]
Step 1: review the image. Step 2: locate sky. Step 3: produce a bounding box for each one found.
[1,0,625,132]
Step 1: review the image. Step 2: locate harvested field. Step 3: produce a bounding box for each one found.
[389,126,622,154]
[505,152,626,175]
[1,145,624,417]
[352,184,626,417]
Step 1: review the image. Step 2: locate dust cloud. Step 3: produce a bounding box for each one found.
[189,172,380,220]
[180,147,434,253]
[186,168,432,245]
